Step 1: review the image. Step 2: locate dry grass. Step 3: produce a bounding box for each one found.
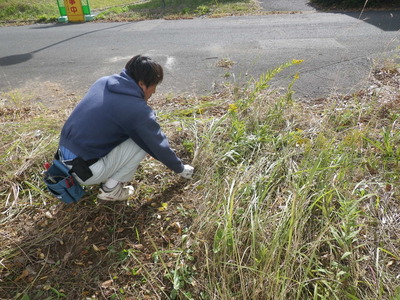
[1,61,400,299]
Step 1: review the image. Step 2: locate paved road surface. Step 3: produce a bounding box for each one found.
[0,6,399,100]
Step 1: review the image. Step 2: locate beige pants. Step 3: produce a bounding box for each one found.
[65,139,147,185]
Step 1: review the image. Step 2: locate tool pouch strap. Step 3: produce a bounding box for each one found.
[55,151,98,182]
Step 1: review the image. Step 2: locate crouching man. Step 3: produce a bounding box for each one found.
[58,55,194,201]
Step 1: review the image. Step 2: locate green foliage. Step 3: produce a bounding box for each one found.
[221,59,303,166]
[0,1,57,21]
[195,5,211,15]
[78,0,255,22]
[0,0,145,21]
[95,5,130,18]
[0,0,256,22]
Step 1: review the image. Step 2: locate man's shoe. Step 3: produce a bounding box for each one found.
[97,183,134,201]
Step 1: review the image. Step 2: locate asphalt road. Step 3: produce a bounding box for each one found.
[0,9,399,100]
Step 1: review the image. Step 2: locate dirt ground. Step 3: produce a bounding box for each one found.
[0,80,229,299]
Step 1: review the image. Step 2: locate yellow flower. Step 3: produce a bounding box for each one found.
[158,202,168,211]
[292,59,304,65]
[228,103,238,113]
[294,73,300,79]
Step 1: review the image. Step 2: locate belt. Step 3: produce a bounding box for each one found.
[63,157,99,166]
[55,151,98,166]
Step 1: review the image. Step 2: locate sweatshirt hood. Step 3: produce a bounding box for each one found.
[106,69,144,98]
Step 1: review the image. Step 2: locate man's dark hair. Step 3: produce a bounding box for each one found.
[125,55,163,87]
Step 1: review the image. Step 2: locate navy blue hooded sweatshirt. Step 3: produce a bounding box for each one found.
[59,70,184,173]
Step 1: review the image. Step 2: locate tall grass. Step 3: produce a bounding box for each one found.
[183,61,400,299]
[1,62,399,299]
[0,94,69,209]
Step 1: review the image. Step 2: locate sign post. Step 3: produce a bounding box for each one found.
[64,0,85,22]
[56,0,94,23]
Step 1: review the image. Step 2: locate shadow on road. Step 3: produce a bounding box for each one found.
[261,0,399,31]
[310,1,400,32]
[0,23,131,66]
[341,10,400,31]
[0,53,33,66]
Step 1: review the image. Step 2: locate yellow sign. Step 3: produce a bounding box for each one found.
[64,0,84,22]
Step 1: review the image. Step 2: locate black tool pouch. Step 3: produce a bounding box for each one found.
[70,157,94,182]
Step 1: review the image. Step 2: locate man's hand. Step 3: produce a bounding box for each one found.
[179,165,194,179]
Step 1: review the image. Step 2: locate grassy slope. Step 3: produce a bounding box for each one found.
[0,0,141,21]
[1,58,400,299]
[0,0,258,22]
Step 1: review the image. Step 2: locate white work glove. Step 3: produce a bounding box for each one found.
[178,164,194,179]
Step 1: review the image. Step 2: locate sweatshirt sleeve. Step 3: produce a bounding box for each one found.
[131,116,185,173]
